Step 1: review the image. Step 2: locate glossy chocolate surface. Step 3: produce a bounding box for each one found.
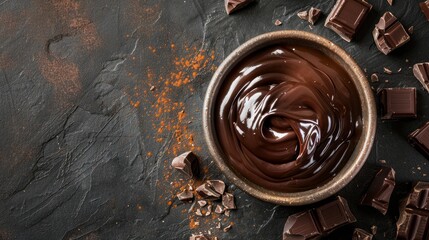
[214,44,363,192]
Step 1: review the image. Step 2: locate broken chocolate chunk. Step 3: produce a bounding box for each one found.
[324,0,372,42]
[373,12,410,55]
[387,0,393,6]
[283,196,356,240]
[177,189,194,201]
[409,121,429,159]
[396,182,429,239]
[196,180,225,199]
[171,151,199,178]
[222,193,236,210]
[413,62,429,92]
[361,167,396,215]
[370,73,379,82]
[420,0,429,21]
[353,228,373,240]
[380,88,417,119]
[308,7,322,25]
[189,234,208,240]
[225,0,255,15]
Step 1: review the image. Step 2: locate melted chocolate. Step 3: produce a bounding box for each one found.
[215,45,362,192]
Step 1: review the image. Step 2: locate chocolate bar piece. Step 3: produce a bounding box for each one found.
[324,0,372,42]
[171,151,199,178]
[396,182,429,239]
[225,0,255,15]
[196,180,225,199]
[420,0,429,21]
[409,122,429,159]
[353,228,373,240]
[283,196,356,240]
[413,62,429,92]
[373,12,410,55]
[361,167,396,215]
[380,88,417,119]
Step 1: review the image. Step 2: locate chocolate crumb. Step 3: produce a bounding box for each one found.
[223,224,233,232]
[379,159,387,164]
[297,10,308,20]
[387,0,393,6]
[398,68,402,73]
[274,19,282,26]
[189,234,207,240]
[216,222,222,229]
[215,204,225,214]
[371,225,377,235]
[225,0,255,15]
[371,73,379,82]
[150,85,155,91]
[198,200,207,207]
[384,67,392,74]
[205,205,212,216]
[196,209,203,216]
[224,209,231,217]
[177,189,194,201]
[408,26,414,34]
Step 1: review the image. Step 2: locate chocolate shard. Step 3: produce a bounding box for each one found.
[222,192,236,209]
[225,0,255,15]
[315,196,356,233]
[189,234,208,240]
[196,180,225,199]
[373,12,410,55]
[353,228,373,240]
[396,182,429,240]
[283,196,355,240]
[324,0,372,42]
[379,88,417,120]
[361,167,396,215]
[413,62,429,92]
[171,151,199,179]
[297,10,309,20]
[197,200,207,207]
[177,189,194,201]
[409,122,429,159]
[215,204,225,214]
[308,7,322,25]
[420,0,429,21]
[283,210,321,240]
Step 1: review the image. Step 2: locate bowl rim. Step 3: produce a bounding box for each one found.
[202,30,376,206]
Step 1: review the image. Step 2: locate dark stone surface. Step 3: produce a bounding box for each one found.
[0,0,429,239]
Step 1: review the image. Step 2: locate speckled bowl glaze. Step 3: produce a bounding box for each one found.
[203,30,376,206]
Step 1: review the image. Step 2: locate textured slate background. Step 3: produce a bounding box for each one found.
[1,0,429,239]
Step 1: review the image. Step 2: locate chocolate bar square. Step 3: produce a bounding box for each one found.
[282,211,321,240]
[325,0,372,42]
[315,196,356,232]
[380,88,417,119]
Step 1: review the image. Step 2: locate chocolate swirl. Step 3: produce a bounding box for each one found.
[215,45,362,192]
